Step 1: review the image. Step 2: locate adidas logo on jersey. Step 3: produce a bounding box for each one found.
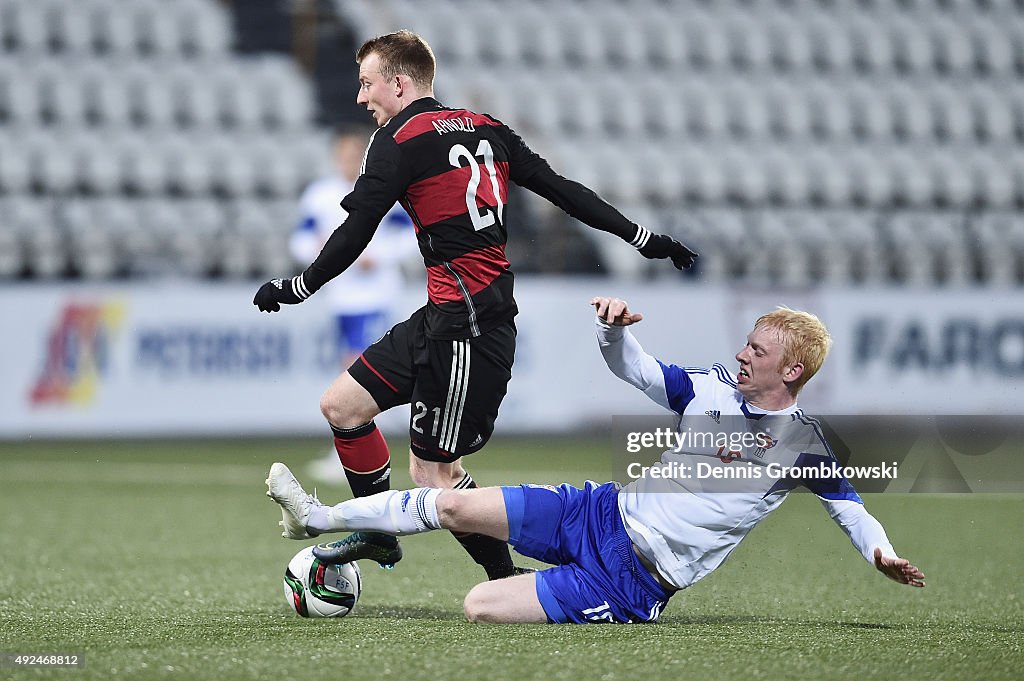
[705,410,721,423]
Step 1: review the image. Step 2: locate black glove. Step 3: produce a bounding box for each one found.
[638,233,698,270]
[253,277,306,312]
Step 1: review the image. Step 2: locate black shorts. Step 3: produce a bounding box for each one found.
[348,306,516,463]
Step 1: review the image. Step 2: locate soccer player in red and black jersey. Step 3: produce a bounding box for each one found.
[254,30,697,580]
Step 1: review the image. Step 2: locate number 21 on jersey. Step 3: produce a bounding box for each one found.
[449,140,504,231]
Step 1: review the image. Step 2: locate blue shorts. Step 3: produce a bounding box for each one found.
[501,481,672,624]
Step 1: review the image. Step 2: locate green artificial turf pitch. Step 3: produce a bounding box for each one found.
[1,437,1021,680]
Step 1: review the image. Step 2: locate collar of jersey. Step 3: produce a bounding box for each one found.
[740,400,800,419]
[384,97,444,130]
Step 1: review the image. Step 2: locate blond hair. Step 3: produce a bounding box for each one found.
[356,30,436,91]
[754,307,832,394]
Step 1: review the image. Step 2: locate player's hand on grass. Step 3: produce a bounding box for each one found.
[253,277,306,313]
[591,297,644,327]
[638,233,698,270]
[873,547,926,587]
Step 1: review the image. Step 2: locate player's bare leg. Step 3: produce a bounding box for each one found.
[412,454,518,580]
[314,370,402,568]
[365,487,545,622]
[462,574,547,624]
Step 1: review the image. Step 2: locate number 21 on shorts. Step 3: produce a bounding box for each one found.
[411,401,441,437]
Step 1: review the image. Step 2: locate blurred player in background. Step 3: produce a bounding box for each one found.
[289,126,418,483]
[254,30,697,581]
[267,297,925,624]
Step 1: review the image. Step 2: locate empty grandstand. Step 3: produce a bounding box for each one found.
[1,0,1023,285]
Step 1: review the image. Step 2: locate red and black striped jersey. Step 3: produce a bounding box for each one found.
[300,97,645,340]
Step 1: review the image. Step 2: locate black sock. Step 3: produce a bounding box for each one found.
[451,473,516,580]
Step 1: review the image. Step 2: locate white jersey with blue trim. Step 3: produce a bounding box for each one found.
[289,175,417,314]
[596,319,897,591]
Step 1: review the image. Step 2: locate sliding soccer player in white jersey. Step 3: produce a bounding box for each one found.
[267,297,925,624]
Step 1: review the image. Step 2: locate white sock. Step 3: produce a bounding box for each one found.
[307,489,442,536]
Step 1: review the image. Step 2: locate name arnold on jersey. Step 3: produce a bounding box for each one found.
[432,117,477,135]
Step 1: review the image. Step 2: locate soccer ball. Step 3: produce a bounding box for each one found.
[282,546,361,618]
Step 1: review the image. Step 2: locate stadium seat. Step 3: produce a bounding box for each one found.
[22,211,66,278]
[888,83,933,143]
[62,198,118,279]
[806,148,854,207]
[73,132,122,195]
[91,0,140,56]
[685,11,730,71]
[516,6,562,67]
[641,12,686,69]
[49,1,93,55]
[809,14,853,73]
[723,80,770,141]
[970,84,1015,144]
[767,18,813,73]
[843,148,887,207]
[762,80,805,141]
[36,62,87,126]
[848,15,893,74]
[179,0,233,57]
[599,5,647,69]
[640,147,684,203]
[0,130,33,194]
[116,133,165,196]
[808,82,854,142]
[931,16,975,75]
[762,147,807,206]
[972,17,1014,76]
[889,150,933,207]
[81,65,132,127]
[2,0,48,53]
[847,83,894,142]
[930,83,974,144]
[891,17,934,74]
[929,149,975,207]
[136,0,185,56]
[161,136,212,196]
[970,150,1015,208]
[581,8,616,68]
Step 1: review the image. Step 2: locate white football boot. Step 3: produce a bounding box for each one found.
[265,462,322,539]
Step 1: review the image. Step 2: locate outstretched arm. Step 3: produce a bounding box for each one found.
[503,125,697,271]
[822,497,926,588]
[519,167,697,269]
[591,297,678,412]
[254,131,409,312]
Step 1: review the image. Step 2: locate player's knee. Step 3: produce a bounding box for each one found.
[435,490,470,531]
[463,583,498,624]
[320,385,376,428]
[319,390,341,424]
